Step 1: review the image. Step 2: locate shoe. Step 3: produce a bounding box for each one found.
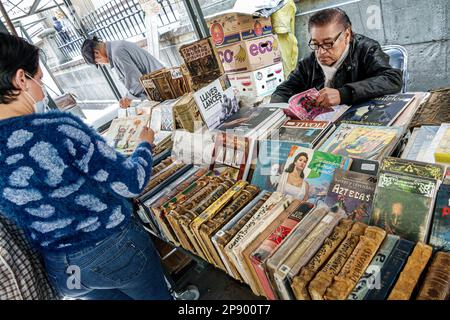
[173,285,200,300]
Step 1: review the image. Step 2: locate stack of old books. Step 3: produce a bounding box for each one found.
[205,11,283,107]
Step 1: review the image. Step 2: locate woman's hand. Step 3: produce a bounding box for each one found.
[139,127,155,145]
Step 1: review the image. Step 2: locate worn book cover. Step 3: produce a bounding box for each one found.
[172,93,205,133]
[364,238,414,300]
[292,219,354,300]
[428,183,450,251]
[224,192,286,281]
[416,251,450,300]
[324,226,386,300]
[190,181,248,264]
[371,172,437,243]
[388,242,433,300]
[179,37,225,90]
[105,115,150,154]
[325,169,377,224]
[410,87,450,128]
[434,126,450,164]
[199,184,260,269]
[277,145,345,205]
[318,123,401,161]
[347,234,399,300]
[231,195,294,288]
[339,94,416,126]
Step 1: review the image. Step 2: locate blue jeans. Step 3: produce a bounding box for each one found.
[43,218,172,300]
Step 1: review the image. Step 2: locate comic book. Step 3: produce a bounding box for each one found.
[105,115,150,154]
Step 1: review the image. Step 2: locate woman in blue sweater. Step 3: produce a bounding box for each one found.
[0,33,171,300]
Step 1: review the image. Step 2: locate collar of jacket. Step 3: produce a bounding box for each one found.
[312,34,357,83]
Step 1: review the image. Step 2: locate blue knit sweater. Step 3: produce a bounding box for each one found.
[0,111,153,253]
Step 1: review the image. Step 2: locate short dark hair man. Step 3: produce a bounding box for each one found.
[271,8,403,107]
[81,36,164,108]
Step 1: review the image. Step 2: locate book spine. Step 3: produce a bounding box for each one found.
[191,181,246,263]
[416,251,450,300]
[387,242,433,300]
[347,234,399,300]
[308,222,367,300]
[200,185,259,269]
[214,192,270,280]
[274,212,342,300]
[364,239,414,300]
[292,219,354,300]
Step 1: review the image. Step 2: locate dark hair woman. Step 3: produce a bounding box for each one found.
[0,33,171,300]
[278,152,310,201]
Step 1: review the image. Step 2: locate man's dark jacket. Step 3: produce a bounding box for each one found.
[270,34,403,104]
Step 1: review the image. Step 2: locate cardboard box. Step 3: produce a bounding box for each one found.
[179,37,225,90]
[206,12,272,47]
[228,62,284,98]
[217,34,281,73]
[193,74,239,130]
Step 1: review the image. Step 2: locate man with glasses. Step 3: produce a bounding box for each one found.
[271,8,403,107]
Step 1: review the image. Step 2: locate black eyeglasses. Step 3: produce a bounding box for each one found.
[308,30,344,51]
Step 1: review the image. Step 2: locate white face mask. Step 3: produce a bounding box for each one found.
[24,74,49,113]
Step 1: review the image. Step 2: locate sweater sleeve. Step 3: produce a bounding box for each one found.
[58,121,154,198]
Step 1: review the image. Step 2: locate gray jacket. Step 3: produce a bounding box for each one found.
[106,40,164,100]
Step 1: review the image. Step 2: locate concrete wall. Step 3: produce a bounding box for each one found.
[294,0,449,91]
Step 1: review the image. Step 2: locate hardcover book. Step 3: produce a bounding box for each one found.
[307,222,367,300]
[213,191,272,279]
[274,211,344,300]
[324,226,386,300]
[276,145,346,204]
[416,251,450,300]
[339,94,416,126]
[347,234,400,300]
[325,169,377,224]
[428,183,450,251]
[370,172,438,243]
[388,242,433,300]
[364,239,415,300]
[318,123,402,161]
[292,219,354,300]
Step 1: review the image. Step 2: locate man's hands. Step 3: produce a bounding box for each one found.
[316,88,341,108]
[139,127,155,145]
[119,97,132,109]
